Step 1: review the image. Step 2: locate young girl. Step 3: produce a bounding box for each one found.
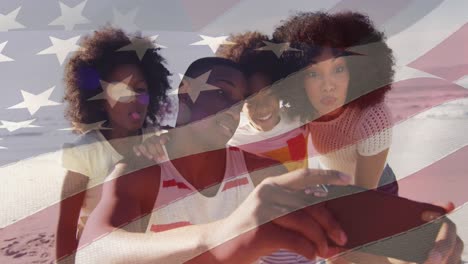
[56,27,171,261]
[217,32,308,171]
[273,11,398,194]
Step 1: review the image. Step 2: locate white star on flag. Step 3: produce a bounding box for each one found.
[0,41,14,62]
[88,76,137,107]
[173,70,219,102]
[48,0,91,31]
[112,7,139,32]
[256,41,300,58]
[8,86,61,115]
[0,139,6,149]
[454,75,468,89]
[190,35,235,53]
[0,119,39,132]
[37,35,81,65]
[0,6,25,32]
[59,120,111,132]
[117,35,167,60]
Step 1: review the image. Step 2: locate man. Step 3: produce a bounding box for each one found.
[73,57,350,263]
[72,57,462,264]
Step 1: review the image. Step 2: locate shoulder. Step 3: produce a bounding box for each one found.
[356,103,392,134]
[61,131,103,173]
[69,130,103,147]
[61,130,104,157]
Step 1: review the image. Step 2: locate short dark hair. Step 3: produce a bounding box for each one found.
[273,11,395,121]
[183,57,245,80]
[63,27,172,133]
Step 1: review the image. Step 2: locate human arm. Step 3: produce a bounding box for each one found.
[354,103,393,189]
[76,164,351,263]
[354,148,389,189]
[56,171,89,261]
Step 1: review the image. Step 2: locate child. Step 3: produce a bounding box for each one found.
[218,32,309,172]
[56,27,171,261]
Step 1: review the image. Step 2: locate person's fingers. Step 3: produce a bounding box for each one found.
[155,140,167,161]
[433,202,455,213]
[424,220,459,264]
[136,144,153,160]
[145,141,161,160]
[159,134,170,144]
[145,136,168,161]
[267,224,318,261]
[272,210,329,256]
[304,204,347,246]
[265,168,351,191]
[132,145,141,156]
[421,202,454,222]
[421,211,444,222]
[255,184,314,223]
[447,237,464,264]
[444,202,455,212]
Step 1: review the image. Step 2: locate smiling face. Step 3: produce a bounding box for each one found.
[103,64,149,135]
[303,50,350,118]
[177,64,247,147]
[243,73,280,132]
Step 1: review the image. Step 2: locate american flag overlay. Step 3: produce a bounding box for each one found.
[0,0,467,263]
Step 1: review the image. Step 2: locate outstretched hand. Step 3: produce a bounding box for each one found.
[207,169,353,263]
[423,202,464,264]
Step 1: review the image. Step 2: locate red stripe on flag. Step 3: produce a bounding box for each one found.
[407,23,468,82]
[397,145,468,207]
[163,179,190,190]
[150,221,192,233]
[222,177,249,192]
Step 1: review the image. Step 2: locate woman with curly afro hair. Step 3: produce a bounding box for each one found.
[57,27,171,261]
[273,11,398,195]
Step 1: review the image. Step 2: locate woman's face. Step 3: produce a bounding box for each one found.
[103,64,149,134]
[243,73,280,132]
[303,51,350,118]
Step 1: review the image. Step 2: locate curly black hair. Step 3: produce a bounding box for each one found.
[273,11,395,121]
[63,27,172,133]
[216,31,283,96]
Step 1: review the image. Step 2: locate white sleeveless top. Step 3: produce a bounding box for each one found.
[145,147,255,233]
[145,147,317,263]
